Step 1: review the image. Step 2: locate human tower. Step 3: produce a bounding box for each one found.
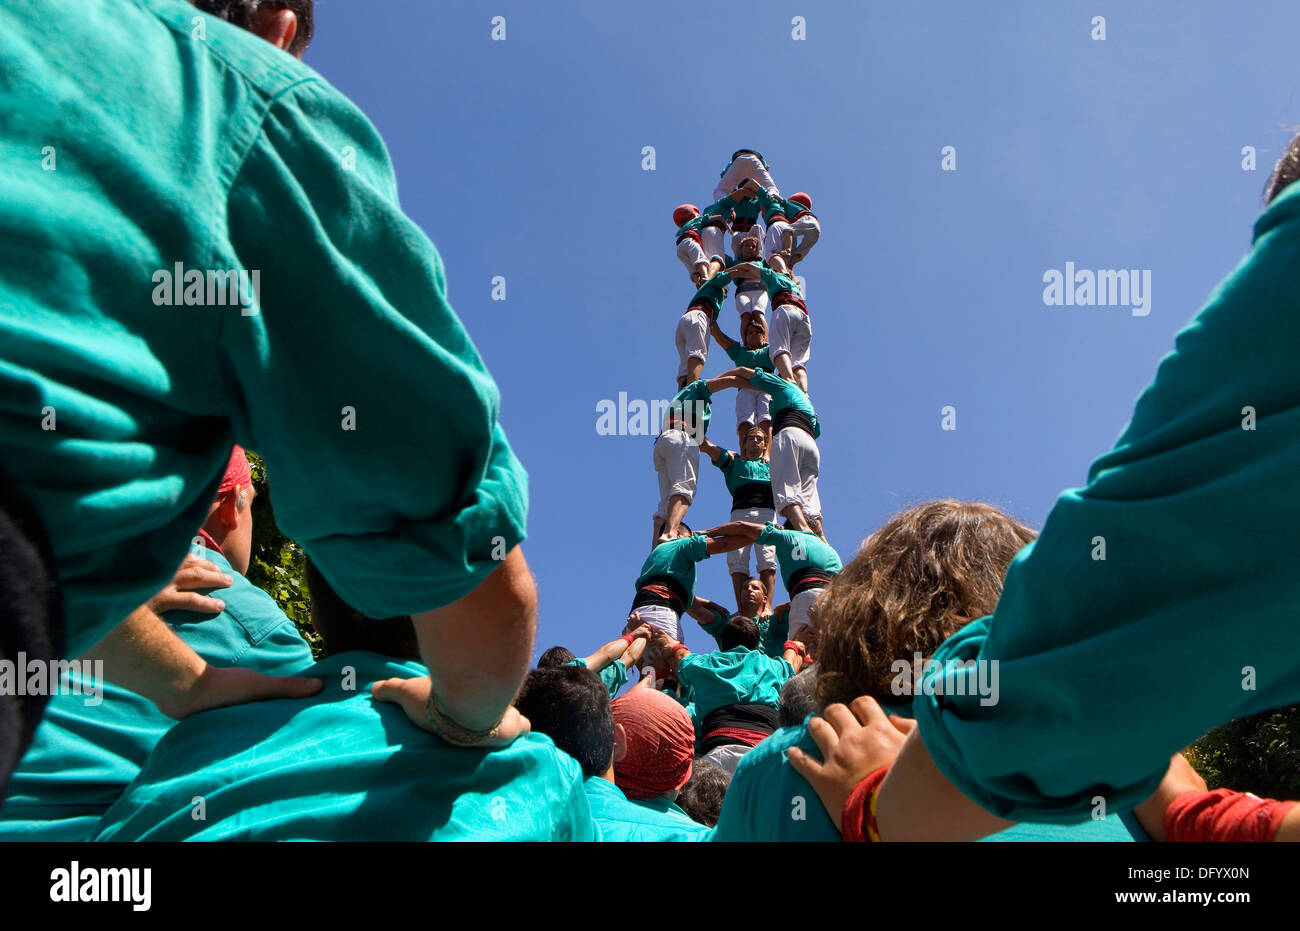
[624,149,843,688]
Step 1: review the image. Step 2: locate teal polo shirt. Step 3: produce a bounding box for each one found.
[585,777,711,842]
[0,546,313,841]
[677,646,795,726]
[94,652,596,841]
[567,657,628,700]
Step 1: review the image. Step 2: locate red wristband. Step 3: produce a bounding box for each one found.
[621,633,636,644]
[783,640,804,654]
[673,643,690,654]
[842,766,890,843]
[1165,788,1298,843]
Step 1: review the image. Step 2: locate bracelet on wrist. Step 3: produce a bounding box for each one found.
[425,687,504,748]
[842,765,890,843]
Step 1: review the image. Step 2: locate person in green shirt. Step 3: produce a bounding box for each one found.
[788,168,1300,841]
[652,374,739,544]
[0,446,315,840]
[700,430,778,609]
[710,316,775,441]
[629,531,734,663]
[713,150,779,202]
[755,189,820,274]
[726,264,811,392]
[537,624,651,700]
[515,665,710,841]
[608,688,710,837]
[0,0,537,782]
[95,567,593,841]
[726,224,774,332]
[676,273,736,388]
[655,620,805,776]
[688,587,792,659]
[673,185,761,286]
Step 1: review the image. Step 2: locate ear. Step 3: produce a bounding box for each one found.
[611,723,627,765]
[255,9,299,53]
[217,491,241,530]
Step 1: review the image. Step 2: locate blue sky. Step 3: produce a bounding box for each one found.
[303,1,1297,666]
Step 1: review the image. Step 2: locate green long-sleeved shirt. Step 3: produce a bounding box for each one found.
[676,646,795,726]
[747,372,820,438]
[585,777,711,842]
[687,271,733,320]
[759,267,803,301]
[723,341,777,372]
[698,604,791,659]
[0,0,526,657]
[711,450,771,497]
[635,534,711,605]
[755,188,813,224]
[662,380,713,438]
[567,657,628,700]
[757,523,842,592]
[913,179,1300,823]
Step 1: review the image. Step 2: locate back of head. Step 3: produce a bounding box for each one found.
[779,669,820,728]
[610,689,695,800]
[676,758,730,827]
[814,500,1036,707]
[514,667,614,779]
[718,616,760,652]
[1266,132,1300,205]
[537,646,577,668]
[190,0,315,56]
[305,559,419,661]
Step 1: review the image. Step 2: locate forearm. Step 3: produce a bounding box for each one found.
[874,728,1013,841]
[412,545,537,733]
[79,606,208,718]
[584,638,630,672]
[687,596,723,624]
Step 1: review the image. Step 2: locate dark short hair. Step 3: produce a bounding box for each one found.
[779,669,820,729]
[677,758,730,827]
[718,616,760,652]
[515,667,615,779]
[537,646,577,668]
[304,559,418,661]
[1266,132,1300,205]
[191,0,315,56]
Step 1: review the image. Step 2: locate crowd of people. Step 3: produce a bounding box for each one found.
[2,0,1299,845]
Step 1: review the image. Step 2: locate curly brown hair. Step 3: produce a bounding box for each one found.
[814,500,1036,708]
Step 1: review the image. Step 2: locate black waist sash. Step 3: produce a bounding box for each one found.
[630,575,688,615]
[773,408,816,437]
[699,702,780,754]
[731,482,775,511]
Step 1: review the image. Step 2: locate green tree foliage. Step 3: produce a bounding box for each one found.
[1188,704,1300,800]
[245,451,321,656]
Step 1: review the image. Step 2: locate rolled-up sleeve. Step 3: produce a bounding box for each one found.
[915,187,1300,822]
[218,79,526,618]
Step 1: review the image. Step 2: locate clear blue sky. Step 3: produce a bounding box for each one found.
[302,1,1297,665]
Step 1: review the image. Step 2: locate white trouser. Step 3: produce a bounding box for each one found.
[701,742,753,776]
[713,153,779,200]
[790,584,827,634]
[763,220,792,262]
[676,237,707,277]
[734,283,769,322]
[770,427,821,519]
[788,215,820,260]
[726,506,778,575]
[735,388,771,428]
[676,308,711,379]
[768,303,811,372]
[701,225,727,261]
[653,429,700,521]
[633,603,683,644]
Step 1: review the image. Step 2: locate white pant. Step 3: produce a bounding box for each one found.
[653,429,700,520]
[701,225,727,262]
[788,215,820,261]
[735,388,771,428]
[726,506,778,575]
[713,153,779,200]
[676,237,707,277]
[768,303,811,372]
[734,283,769,322]
[770,427,820,519]
[701,742,752,776]
[676,308,711,380]
[790,584,827,634]
[763,220,792,262]
[633,603,683,644]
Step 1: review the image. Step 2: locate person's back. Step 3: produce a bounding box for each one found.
[0,545,313,840]
[95,652,594,841]
[677,645,792,724]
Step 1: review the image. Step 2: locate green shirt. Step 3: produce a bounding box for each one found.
[675,195,738,242]
[757,523,841,592]
[913,181,1300,824]
[723,341,776,373]
[759,267,803,300]
[755,188,811,224]
[0,0,526,658]
[0,546,314,841]
[711,722,1137,842]
[585,777,711,842]
[662,381,714,438]
[567,657,628,700]
[94,652,596,841]
[711,450,771,496]
[635,534,711,605]
[687,271,733,320]
[677,646,795,725]
[699,605,791,659]
[748,372,820,438]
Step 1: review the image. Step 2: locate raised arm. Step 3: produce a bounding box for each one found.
[584,632,646,673]
[704,520,765,542]
[699,437,727,464]
[704,369,755,394]
[688,594,730,625]
[709,317,738,351]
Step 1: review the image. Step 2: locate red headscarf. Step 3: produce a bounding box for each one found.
[611,690,695,801]
[218,445,252,495]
